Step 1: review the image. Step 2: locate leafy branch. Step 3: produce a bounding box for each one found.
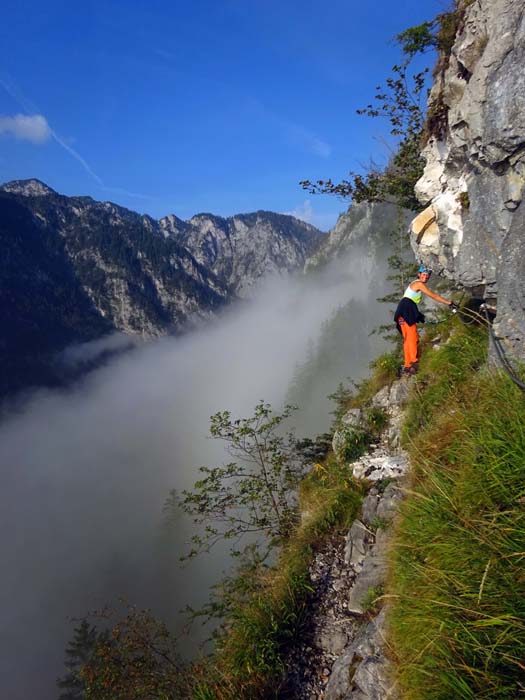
[57,607,190,700]
[166,402,306,560]
[299,17,447,210]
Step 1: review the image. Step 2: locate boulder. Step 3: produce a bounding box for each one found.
[371,385,391,410]
[353,450,409,482]
[376,482,403,522]
[388,380,410,407]
[361,493,380,525]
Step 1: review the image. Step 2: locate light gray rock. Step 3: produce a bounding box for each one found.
[376,483,403,522]
[344,520,373,567]
[384,408,403,449]
[324,609,396,700]
[491,194,525,358]
[388,380,410,407]
[370,380,409,450]
[361,494,380,525]
[371,385,391,410]
[317,627,350,656]
[347,534,388,615]
[412,0,525,359]
[353,449,409,482]
[341,408,365,428]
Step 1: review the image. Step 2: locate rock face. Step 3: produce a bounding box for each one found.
[161,210,321,297]
[307,202,413,272]
[412,0,525,357]
[1,180,230,339]
[0,179,323,397]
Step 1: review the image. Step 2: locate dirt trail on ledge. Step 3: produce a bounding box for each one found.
[282,378,411,700]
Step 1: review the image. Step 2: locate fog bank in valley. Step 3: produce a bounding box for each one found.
[0,251,392,699]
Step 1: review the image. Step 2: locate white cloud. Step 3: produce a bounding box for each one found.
[287,199,315,223]
[0,78,150,200]
[0,113,51,143]
[288,123,332,158]
[245,99,332,159]
[286,199,340,231]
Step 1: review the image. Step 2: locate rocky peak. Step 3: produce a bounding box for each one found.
[0,180,327,398]
[189,212,229,232]
[1,178,57,197]
[159,214,190,238]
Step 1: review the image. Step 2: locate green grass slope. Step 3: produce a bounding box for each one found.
[389,321,525,699]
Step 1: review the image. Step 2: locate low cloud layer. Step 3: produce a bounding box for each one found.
[0,253,391,699]
[0,113,51,143]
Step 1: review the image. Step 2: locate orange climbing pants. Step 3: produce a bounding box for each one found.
[399,319,419,368]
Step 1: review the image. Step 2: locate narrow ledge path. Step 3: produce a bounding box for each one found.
[283,378,411,700]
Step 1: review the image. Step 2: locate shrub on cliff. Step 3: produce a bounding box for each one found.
[166,402,306,561]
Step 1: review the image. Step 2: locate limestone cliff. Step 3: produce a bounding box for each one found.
[411,0,525,358]
[306,201,413,272]
[161,210,321,297]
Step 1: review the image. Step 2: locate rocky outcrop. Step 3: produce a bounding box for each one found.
[332,408,368,464]
[325,608,392,700]
[412,0,525,358]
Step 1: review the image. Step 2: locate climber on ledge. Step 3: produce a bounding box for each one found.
[394,265,455,375]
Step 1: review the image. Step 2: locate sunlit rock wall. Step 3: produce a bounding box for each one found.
[411,0,525,357]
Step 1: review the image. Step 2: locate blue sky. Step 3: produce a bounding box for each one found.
[0,0,445,230]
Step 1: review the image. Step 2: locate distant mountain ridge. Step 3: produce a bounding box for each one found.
[0,179,323,397]
[161,208,321,296]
